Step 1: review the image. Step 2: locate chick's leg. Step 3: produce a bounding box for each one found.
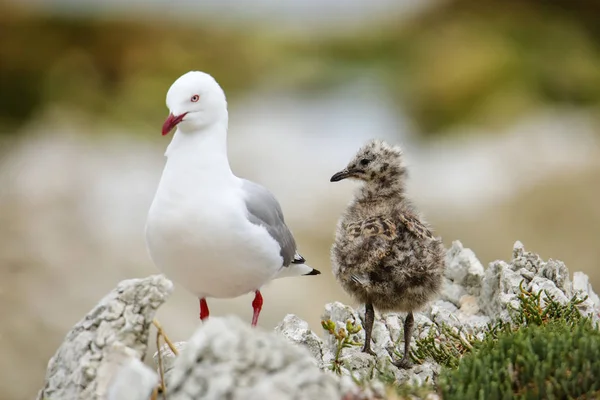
[362,302,376,356]
[394,311,414,369]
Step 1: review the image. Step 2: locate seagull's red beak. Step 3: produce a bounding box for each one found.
[162,112,187,136]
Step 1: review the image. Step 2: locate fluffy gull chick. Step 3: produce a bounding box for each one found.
[330,139,444,368]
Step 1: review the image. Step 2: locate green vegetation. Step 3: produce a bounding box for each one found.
[321,318,363,375]
[433,285,599,399]
[0,4,282,133]
[337,283,597,398]
[411,320,478,369]
[2,0,600,136]
[303,0,600,135]
[438,319,600,399]
[412,282,589,369]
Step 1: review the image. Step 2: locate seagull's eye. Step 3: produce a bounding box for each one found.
[191,95,200,102]
[360,158,371,166]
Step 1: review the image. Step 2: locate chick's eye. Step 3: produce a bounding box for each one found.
[191,95,200,102]
[360,158,371,166]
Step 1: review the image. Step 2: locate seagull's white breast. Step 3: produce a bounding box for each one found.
[145,177,283,299]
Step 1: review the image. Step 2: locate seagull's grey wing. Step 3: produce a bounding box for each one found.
[241,179,304,267]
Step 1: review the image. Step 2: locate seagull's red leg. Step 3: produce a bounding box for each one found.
[199,298,209,321]
[251,290,263,327]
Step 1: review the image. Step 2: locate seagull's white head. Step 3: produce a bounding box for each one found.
[162,71,228,135]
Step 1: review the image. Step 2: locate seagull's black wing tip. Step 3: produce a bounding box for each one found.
[292,254,306,264]
[304,268,321,276]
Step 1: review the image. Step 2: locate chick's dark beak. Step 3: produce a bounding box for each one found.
[330,169,353,182]
[162,112,188,136]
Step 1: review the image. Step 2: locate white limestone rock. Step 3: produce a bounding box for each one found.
[444,241,485,296]
[479,260,524,320]
[39,242,600,400]
[529,276,569,305]
[440,277,467,307]
[37,274,173,400]
[106,345,158,400]
[275,314,325,367]
[573,271,600,307]
[165,316,346,400]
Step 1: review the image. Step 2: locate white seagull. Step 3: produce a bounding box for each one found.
[145,71,320,326]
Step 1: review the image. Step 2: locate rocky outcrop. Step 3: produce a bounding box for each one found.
[38,242,600,400]
[158,317,353,400]
[37,275,172,400]
[270,241,600,395]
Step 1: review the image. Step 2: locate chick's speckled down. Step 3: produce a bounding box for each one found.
[331,139,445,313]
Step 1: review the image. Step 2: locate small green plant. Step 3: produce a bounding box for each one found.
[438,319,600,399]
[412,281,590,369]
[321,318,363,375]
[411,321,479,368]
[509,281,587,327]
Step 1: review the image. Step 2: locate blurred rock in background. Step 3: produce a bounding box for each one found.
[1,0,600,398]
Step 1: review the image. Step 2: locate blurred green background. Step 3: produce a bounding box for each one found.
[1,1,599,399]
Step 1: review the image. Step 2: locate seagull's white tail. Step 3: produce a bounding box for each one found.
[274,263,321,279]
